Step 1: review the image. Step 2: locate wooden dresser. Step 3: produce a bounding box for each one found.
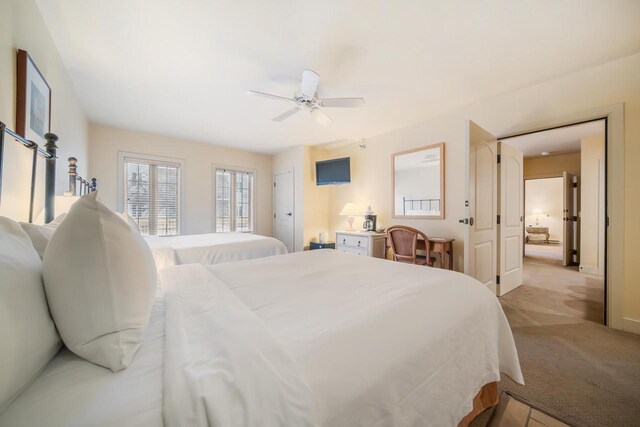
[335,231,387,258]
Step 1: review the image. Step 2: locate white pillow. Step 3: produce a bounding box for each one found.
[19,214,66,259]
[120,211,141,234]
[0,217,62,412]
[43,192,156,371]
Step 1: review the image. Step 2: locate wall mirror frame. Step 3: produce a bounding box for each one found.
[391,142,445,220]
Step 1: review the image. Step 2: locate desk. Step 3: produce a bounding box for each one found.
[386,236,455,270]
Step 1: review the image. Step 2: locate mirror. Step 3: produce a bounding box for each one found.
[392,143,445,219]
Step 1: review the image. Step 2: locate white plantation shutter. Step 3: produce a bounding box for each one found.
[215,168,253,232]
[124,157,180,236]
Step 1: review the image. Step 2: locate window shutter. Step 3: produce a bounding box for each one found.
[124,157,180,236]
[216,169,232,232]
[216,168,254,232]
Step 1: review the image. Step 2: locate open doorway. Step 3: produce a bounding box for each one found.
[525,177,564,258]
[502,119,606,324]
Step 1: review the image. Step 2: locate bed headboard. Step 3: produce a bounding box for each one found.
[65,156,97,196]
[0,121,57,223]
[0,121,98,223]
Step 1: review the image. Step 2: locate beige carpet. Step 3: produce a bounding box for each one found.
[471,245,640,427]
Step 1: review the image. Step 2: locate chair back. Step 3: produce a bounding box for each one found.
[387,225,430,264]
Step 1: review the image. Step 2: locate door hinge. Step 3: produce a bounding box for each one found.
[571,249,578,255]
[496,275,501,285]
[606,217,610,227]
[273,182,276,187]
[273,213,276,219]
[573,182,578,188]
[497,154,501,164]
[572,216,578,221]
[497,214,501,224]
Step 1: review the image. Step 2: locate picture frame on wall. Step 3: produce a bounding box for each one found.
[16,49,51,145]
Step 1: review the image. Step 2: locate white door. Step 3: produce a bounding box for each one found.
[563,171,576,266]
[465,121,498,294]
[497,142,524,295]
[273,170,294,252]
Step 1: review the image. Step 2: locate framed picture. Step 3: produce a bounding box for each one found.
[16,49,51,145]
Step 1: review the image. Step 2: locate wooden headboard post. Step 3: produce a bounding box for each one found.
[67,156,77,195]
[64,157,97,197]
[44,132,58,224]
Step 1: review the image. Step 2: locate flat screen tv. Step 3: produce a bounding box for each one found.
[316,157,351,185]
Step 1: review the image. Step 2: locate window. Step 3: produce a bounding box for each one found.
[215,168,254,232]
[124,157,181,236]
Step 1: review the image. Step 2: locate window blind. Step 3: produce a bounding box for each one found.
[124,157,180,236]
[215,168,253,232]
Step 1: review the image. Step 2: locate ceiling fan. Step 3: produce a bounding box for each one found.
[246,70,365,125]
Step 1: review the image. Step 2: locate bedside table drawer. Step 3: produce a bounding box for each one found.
[336,233,369,249]
[337,245,368,256]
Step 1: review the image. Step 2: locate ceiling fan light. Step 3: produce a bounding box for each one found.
[311,108,332,125]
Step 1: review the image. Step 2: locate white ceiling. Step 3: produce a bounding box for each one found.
[502,119,605,158]
[395,147,440,171]
[36,0,640,153]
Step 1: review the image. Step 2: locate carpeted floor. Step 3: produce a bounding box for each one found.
[470,245,640,427]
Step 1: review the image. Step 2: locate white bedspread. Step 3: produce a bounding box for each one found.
[0,296,165,427]
[169,250,524,426]
[2,250,522,426]
[161,266,316,427]
[144,232,287,270]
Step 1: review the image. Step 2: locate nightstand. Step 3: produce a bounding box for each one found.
[335,231,386,258]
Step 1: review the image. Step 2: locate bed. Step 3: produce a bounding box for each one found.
[144,232,288,270]
[0,249,523,426]
[0,123,522,426]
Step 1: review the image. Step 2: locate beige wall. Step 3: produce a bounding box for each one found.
[525,178,563,242]
[524,152,581,179]
[303,146,330,247]
[580,134,606,276]
[89,124,273,236]
[0,0,88,221]
[323,53,640,328]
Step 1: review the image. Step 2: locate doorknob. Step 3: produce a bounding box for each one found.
[286,212,292,216]
[458,218,469,224]
[469,217,474,226]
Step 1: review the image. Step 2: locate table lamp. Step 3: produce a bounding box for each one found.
[531,208,548,226]
[339,202,361,231]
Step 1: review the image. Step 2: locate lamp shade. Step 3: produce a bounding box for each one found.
[34,195,80,224]
[339,202,361,216]
[55,195,80,216]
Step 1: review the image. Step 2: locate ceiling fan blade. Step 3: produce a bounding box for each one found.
[320,97,365,108]
[311,108,332,125]
[272,107,300,122]
[300,70,320,98]
[246,90,293,103]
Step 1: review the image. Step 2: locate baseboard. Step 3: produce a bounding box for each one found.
[579,265,600,275]
[623,318,640,335]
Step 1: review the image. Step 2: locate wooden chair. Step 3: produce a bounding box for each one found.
[387,225,435,266]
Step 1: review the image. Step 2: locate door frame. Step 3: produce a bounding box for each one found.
[497,104,623,330]
[272,168,295,252]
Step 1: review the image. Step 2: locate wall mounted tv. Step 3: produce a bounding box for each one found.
[316,157,351,185]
